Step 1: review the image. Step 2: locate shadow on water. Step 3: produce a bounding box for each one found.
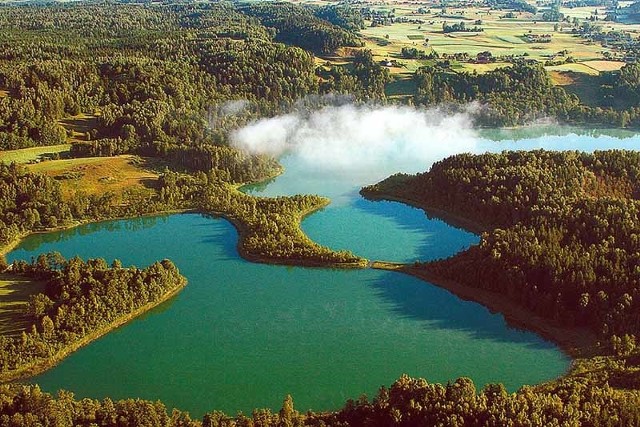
[368,271,556,351]
[351,196,479,262]
[18,215,166,253]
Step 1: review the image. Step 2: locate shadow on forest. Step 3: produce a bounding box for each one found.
[0,274,46,336]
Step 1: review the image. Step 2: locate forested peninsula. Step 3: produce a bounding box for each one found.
[0,253,187,382]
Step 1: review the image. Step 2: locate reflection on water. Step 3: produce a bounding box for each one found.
[19,215,166,253]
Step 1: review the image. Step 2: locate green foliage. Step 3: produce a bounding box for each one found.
[158,170,366,267]
[414,63,640,128]
[318,50,391,100]
[0,2,326,153]
[363,150,640,345]
[0,254,186,379]
[241,2,362,53]
[313,5,364,32]
[1,374,639,426]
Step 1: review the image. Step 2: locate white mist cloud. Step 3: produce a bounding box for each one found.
[231,104,480,179]
[221,100,249,116]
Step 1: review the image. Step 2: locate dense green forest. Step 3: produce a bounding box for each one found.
[362,150,640,352]
[414,62,640,127]
[240,2,362,53]
[0,1,386,153]
[1,373,639,426]
[0,253,186,381]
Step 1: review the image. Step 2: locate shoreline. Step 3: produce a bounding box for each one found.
[0,279,186,383]
[361,190,489,235]
[372,261,597,359]
[364,192,599,362]
[205,194,368,269]
[0,208,195,259]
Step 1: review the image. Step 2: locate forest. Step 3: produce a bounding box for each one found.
[1,373,639,426]
[2,1,640,425]
[414,62,640,127]
[0,253,187,381]
[362,150,640,352]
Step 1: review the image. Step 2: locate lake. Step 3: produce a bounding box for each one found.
[10,125,638,417]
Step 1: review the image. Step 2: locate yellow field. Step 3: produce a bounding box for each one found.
[0,273,46,336]
[336,0,632,79]
[0,90,8,98]
[582,60,627,72]
[546,62,601,75]
[549,70,576,86]
[0,144,71,164]
[27,155,159,200]
[459,62,512,73]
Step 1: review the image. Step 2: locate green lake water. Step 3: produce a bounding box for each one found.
[9,127,640,417]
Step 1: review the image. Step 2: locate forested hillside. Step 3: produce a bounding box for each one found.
[0,2,385,153]
[414,63,640,127]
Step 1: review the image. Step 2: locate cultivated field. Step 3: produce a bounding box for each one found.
[321,0,639,79]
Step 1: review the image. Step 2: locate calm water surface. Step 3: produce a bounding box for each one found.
[11,127,638,417]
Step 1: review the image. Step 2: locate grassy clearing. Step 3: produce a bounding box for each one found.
[582,60,626,72]
[558,72,603,106]
[459,62,511,73]
[548,70,576,86]
[59,113,98,143]
[0,144,71,164]
[546,62,601,75]
[385,76,417,98]
[0,273,46,336]
[27,155,158,200]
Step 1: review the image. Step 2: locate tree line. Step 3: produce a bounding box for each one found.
[0,253,186,381]
[413,62,640,127]
[362,150,640,353]
[1,373,639,426]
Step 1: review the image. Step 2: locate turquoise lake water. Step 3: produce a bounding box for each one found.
[9,126,640,417]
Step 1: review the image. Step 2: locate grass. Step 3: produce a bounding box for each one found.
[26,155,159,200]
[0,90,8,98]
[385,76,417,98]
[556,71,604,106]
[546,63,601,76]
[582,60,626,72]
[59,113,98,143]
[0,273,46,336]
[0,144,71,164]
